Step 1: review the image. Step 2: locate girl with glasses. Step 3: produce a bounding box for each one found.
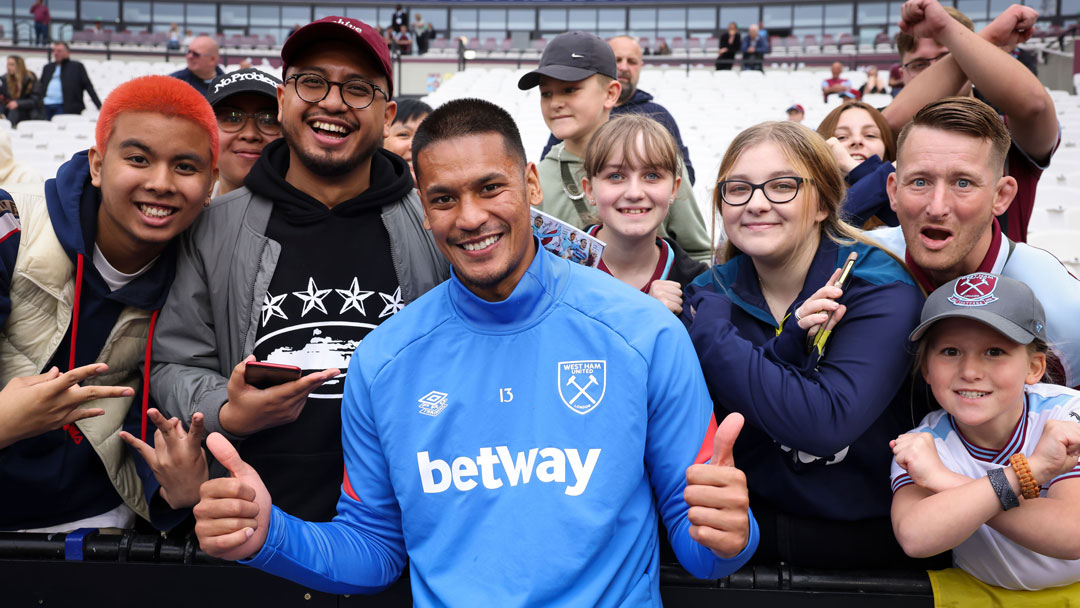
[682,121,932,570]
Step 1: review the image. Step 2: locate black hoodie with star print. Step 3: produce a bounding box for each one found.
[240,140,412,521]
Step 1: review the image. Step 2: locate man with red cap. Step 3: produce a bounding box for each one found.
[151,17,448,522]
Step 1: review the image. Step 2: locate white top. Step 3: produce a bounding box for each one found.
[891,383,1080,590]
[93,243,155,292]
[16,502,136,533]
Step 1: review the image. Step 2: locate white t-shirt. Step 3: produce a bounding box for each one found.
[891,383,1080,590]
[93,244,155,292]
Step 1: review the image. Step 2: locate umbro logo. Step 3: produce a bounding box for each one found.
[418,391,448,417]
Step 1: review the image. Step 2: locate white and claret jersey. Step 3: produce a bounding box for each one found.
[244,245,759,607]
[891,384,1080,590]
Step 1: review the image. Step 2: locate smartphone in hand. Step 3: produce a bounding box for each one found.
[244,361,302,389]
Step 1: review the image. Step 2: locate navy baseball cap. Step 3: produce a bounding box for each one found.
[909,273,1047,344]
[280,16,394,99]
[518,31,617,90]
[206,68,281,107]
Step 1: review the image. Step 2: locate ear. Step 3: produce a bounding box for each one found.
[206,167,219,204]
[886,171,899,212]
[525,162,543,207]
[383,100,398,134]
[421,206,431,230]
[88,145,104,188]
[581,176,595,206]
[276,83,286,123]
[991,175,1018,218]
[604,79,621,110]
[1026,351,1047,385]
[671,171,682,201]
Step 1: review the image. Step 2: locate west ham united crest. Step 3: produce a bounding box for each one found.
[558,360,606,415]
[948,272,999,307]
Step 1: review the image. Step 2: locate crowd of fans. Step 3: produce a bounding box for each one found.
[2,0,1080,606]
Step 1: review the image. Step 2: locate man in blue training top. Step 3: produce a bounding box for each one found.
[193,98,758,606]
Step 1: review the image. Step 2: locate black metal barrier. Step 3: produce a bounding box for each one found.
[0,530,933,607]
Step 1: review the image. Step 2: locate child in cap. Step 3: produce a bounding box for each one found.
[785,104,804,123]
[0,75,218,532]
[206,68,282,197]
[891,272,1080,593]
[519,31,712,263]
[581,114,706,315]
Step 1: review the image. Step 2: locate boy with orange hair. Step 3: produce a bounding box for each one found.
[0,75,217,532]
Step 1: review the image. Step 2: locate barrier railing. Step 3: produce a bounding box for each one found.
[1,529,933,607]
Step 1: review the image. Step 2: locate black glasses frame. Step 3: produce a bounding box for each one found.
[285,73,388,110]
[717,176,806,206]
[901,51,951,74]
[215,109,281,136]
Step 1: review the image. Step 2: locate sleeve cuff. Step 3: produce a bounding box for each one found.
[707,506,759,578]
[845,155,884,185]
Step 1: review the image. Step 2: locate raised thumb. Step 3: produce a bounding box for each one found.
[206,432,251,478]
[712,412,744,467]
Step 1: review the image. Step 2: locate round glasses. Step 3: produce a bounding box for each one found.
[215,109,281,136]
[717,176,806,206]
[286,73,388,110]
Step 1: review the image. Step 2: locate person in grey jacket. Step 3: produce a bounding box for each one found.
[150,17,449,522]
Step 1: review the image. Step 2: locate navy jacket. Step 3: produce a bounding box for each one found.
[540,88,696,185]
[681,238,925,521]
[36,59,101,114]
[841,155,898,228]
[0,153,184,530]
[169,66,225,96]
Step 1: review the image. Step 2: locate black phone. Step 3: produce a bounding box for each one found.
[244,361,302,389]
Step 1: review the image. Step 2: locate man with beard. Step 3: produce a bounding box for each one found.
[150,16,449,522]
[539,35,695,185]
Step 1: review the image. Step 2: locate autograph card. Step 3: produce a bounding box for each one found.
[531,208,605,268]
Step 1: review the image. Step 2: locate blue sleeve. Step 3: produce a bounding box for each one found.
[841,156,897,228]
[759,36,770,54]
[685,279,923,457]
[0,191,22,327]
[646,318,758,578]
[243,351,407,594]
[740,37,749,53]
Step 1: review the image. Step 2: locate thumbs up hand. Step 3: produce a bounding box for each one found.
[193,432,273,561]
[684,413,751,558]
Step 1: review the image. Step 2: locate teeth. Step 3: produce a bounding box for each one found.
[312,121,348,135]
[463,235,499,251]
[620,209,648,214]
[957,390,988,398]
[138,204,175,218]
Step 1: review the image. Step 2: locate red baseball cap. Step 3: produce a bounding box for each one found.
[280,16,394,99]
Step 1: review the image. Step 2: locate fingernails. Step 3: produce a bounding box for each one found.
[244,527,254,538]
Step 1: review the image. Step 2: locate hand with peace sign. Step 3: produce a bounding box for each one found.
[0,363,134,449]
[120,408,208,509]
[683,412,751,558]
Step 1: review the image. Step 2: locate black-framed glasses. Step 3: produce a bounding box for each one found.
[901,51,950,76]
[286,73,388,110]
[717,176,806,206]
[215,109,281,136]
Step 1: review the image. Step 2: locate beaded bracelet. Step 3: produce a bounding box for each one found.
[1009,453,1041,500]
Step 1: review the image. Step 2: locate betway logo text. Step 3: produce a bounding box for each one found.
[418,447,600,496]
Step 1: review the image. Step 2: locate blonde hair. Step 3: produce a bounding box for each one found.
[5,55,33,100]
[713,121,856,262]
[583,114,681,180]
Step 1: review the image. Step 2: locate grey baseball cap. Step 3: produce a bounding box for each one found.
[909,272,1047,344]
[518,31,617,90]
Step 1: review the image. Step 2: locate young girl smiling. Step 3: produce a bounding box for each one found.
[891,272,1080,592]
[581,115,706,315]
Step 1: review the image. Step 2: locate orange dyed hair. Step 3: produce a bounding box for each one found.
[95,75,219,168]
